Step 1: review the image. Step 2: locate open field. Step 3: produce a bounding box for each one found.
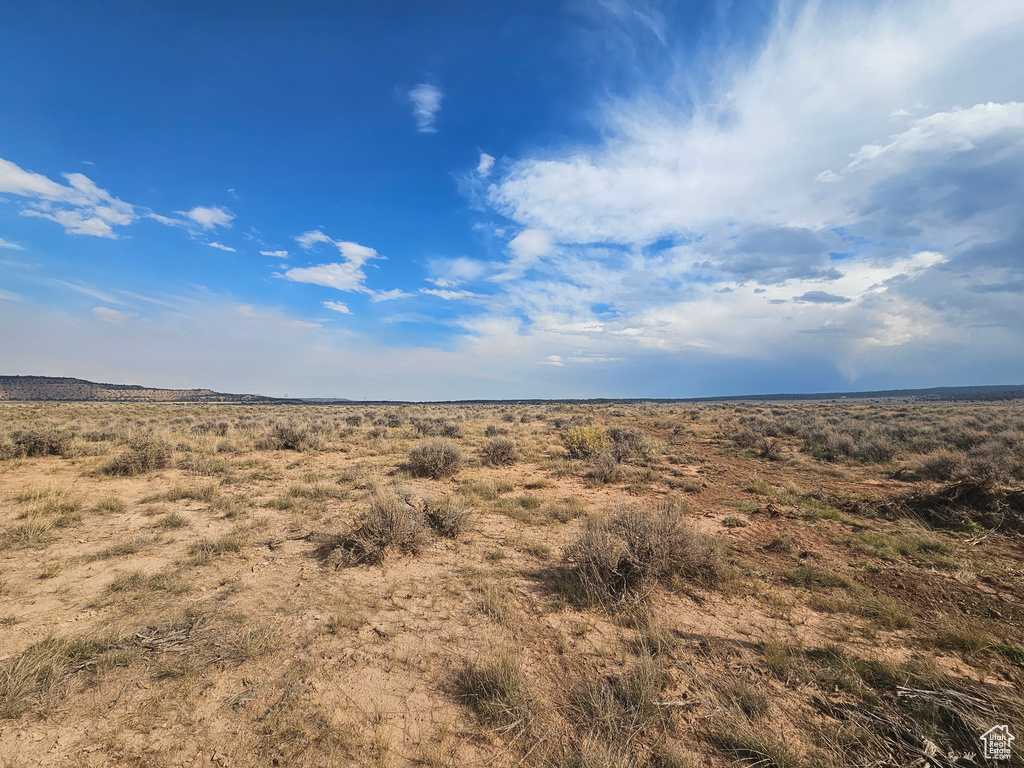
[1,400,1022,767]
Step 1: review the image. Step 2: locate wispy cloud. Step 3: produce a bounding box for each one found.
[476,152,495,177]
[206,242,237,252]
[92,306,135,323]
[260,249,288,258]
[0,156,136,238]
[322,300,352,314]
[282,230,384,294]
[408,83,443,133]
[0,237,25,250]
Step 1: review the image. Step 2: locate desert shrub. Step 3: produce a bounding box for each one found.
[408,439,464,479]
[2,428,75,459]
[758,436,783,461]
[916,450,967,481]
[423,494,472,538]
[329,488,429,565]
[344,414,363,427]
[481,436,517,466]
[560,500,725,603]
[103,438,173,476]
[561,426,606,459]
[410,417,462,438]
[257,422,324,451]
[484,424,509,437]
[606,426,649,461]
[585,451,623,484]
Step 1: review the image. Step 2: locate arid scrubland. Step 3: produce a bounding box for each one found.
[1,399,1023,767]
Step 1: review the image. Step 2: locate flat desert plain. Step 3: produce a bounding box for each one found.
[1,400,1022,767]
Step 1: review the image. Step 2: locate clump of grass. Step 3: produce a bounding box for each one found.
[481,436,517,466]
[547,497,587,523]
[789,562,851,590]
[765,535,795,554]
[226,624,282,661]
[92,536,149,560]
[559,500,726,604]
[0,634,118,718]
[477,579,512,623]
[3,518,54,548]
[186,533,246,565]
[329,487,429,566]
[454,647,536,736]
[408,439,464,479]
[154,511,190,529]
[108,569,188,594]
[423,494,472,538]
[568,654,667,743]
[103,438,173,476]
[94,496,126,514]
[722,515,747,528]
[165,482,219,502]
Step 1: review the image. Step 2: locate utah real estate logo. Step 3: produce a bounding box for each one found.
[981,725,1015,761]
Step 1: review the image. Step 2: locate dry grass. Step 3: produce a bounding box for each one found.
[0,398,1022,767]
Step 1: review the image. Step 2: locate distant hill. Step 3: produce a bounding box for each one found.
[2,375,1022,404]
[0,376,287,403]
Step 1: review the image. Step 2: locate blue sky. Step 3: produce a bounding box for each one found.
[1,0,1023,399]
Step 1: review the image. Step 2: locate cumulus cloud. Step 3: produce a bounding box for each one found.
[438,0,1024,389]
[492,229,555,281]
[408,83,443,133]
[180,205,234,230]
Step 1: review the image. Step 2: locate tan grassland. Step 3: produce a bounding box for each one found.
[0,399,1022,767]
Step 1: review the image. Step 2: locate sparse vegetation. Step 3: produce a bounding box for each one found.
[0,398,1022,767]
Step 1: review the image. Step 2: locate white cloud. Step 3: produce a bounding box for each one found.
[92,306,134,323]
[476,152,495,177]
[180,205,234,230]
[0,288,22,302]
[489,1,1024,244]
[322,300,352,314]
[296,229,334,249]
[408,83,443,133]
[284,232,384,293]
[260,249,289,257]
[0,157,136,238]
[539,355,564,366]
[283,262,369,292]
[421,288,478,300]
[0,238,24,250]
[492,229,555,281]
[370,288,414,302]
[207,242,237,252]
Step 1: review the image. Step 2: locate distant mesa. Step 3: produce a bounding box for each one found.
[0,375,289,404]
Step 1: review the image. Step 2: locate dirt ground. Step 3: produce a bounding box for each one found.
[1,400,1022,767]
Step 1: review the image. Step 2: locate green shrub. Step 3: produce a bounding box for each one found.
[561,426,606,459]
